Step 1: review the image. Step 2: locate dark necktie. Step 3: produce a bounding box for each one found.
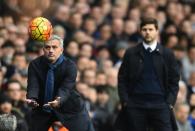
[44,65,55,103]
[43,55,65,112]
[147,47,152,53]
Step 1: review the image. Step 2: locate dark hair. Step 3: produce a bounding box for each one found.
[6,80,22,90]
[79,42,93,50]
[187,45,195,52]
[13,52,27,60]
[96,85,109,94]
[172,45,185,51]
[140,17,158,30]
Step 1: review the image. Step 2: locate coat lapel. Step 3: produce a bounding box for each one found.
[135,44,144,79]
[135,43,164,86]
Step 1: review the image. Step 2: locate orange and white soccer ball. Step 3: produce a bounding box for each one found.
[29,17,53,41]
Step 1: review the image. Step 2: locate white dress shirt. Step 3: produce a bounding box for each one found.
[143,41,158,52]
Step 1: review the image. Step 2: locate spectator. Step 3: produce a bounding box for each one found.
[176,81,188,104]
[1,40,15,66]
[182,45,195,81]
[77,56,90,71]
[96,46,111,64]
[114,41,129,68]
[95,71,107,86]
[93,86,111,131]
[189,94,195,108]
[0,93,12,114]
[82,69,96,87]
[0,93,26,131]
[53,25,66,40]
[69,12,83,30]
[82,17,97,36]
[79,43,93,59]
[12,52,28,77]
[187,72,195,99]
[0,68,5,89]
[13,38,26,53]
[0,114,17,131]
[188,106,195,131]
[105,68,119,113]
[95,23,111,47]
[65,41,79,62]
[175,103,193,131]
[6,80,27,106]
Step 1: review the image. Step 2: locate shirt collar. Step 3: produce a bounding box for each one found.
[143,40,158,52]
[192,87,195,93]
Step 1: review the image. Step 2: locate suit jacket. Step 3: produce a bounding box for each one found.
[27,55,84,120]
[116,43,180,131]
[118,43,180,106]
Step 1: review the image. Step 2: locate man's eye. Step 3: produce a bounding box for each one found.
[45,46,50,49]
[52,46,58,49]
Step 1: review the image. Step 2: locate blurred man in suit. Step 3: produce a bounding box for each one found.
[118,18,180,131]
[26,35,94,131]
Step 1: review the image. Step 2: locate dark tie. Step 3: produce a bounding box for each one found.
[43,65,54,113]
[43,55,65,112]
[147,47,152,53]
[44,65,55,103]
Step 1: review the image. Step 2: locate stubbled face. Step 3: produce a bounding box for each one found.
[43,39,63,63]
[7,83,21,101]
[140,24,158,44]
[0,102,12,113]
[176,105,190,124]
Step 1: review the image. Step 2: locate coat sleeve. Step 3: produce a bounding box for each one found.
[118,50,129,104]
[27,62,40,100]
[56,61,77,106]
[165,49,180,106]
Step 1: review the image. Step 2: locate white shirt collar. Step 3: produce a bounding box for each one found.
[143,41,158,52]
[192,87,195,93]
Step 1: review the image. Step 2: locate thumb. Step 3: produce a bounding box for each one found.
[56,97,61,101]
[25,99,32,103]
[48,101,55,104]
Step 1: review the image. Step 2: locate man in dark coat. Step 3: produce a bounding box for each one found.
[26,35,94,131]
[117,18,180,131]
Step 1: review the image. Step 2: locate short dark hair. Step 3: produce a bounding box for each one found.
[140,17,158,30]
[6,80,22,90]
[188,45,195,52]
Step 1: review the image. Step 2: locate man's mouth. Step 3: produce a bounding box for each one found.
[48,54,54,57]
[146,36,151,39]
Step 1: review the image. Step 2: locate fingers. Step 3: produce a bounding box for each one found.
[32,101,39,107]
[25,99,32,104]
[56,97,61,101]
[25,99,39,107]
[48,101,57,107]
[46,99,60,108]
[43,97,61,108]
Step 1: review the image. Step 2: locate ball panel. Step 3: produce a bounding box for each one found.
[29,17,53,41]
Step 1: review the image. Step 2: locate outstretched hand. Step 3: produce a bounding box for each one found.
[43,97,61,108]
[25,99,39,108]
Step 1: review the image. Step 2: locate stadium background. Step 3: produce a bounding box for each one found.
[0,0,195,131]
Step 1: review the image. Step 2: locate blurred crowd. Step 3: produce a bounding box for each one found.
[0,0,195,131]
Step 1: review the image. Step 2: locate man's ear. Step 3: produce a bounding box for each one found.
[61,47,64,53]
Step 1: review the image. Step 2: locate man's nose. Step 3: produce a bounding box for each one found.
[49,47,54,52]
[146,30,150,34]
